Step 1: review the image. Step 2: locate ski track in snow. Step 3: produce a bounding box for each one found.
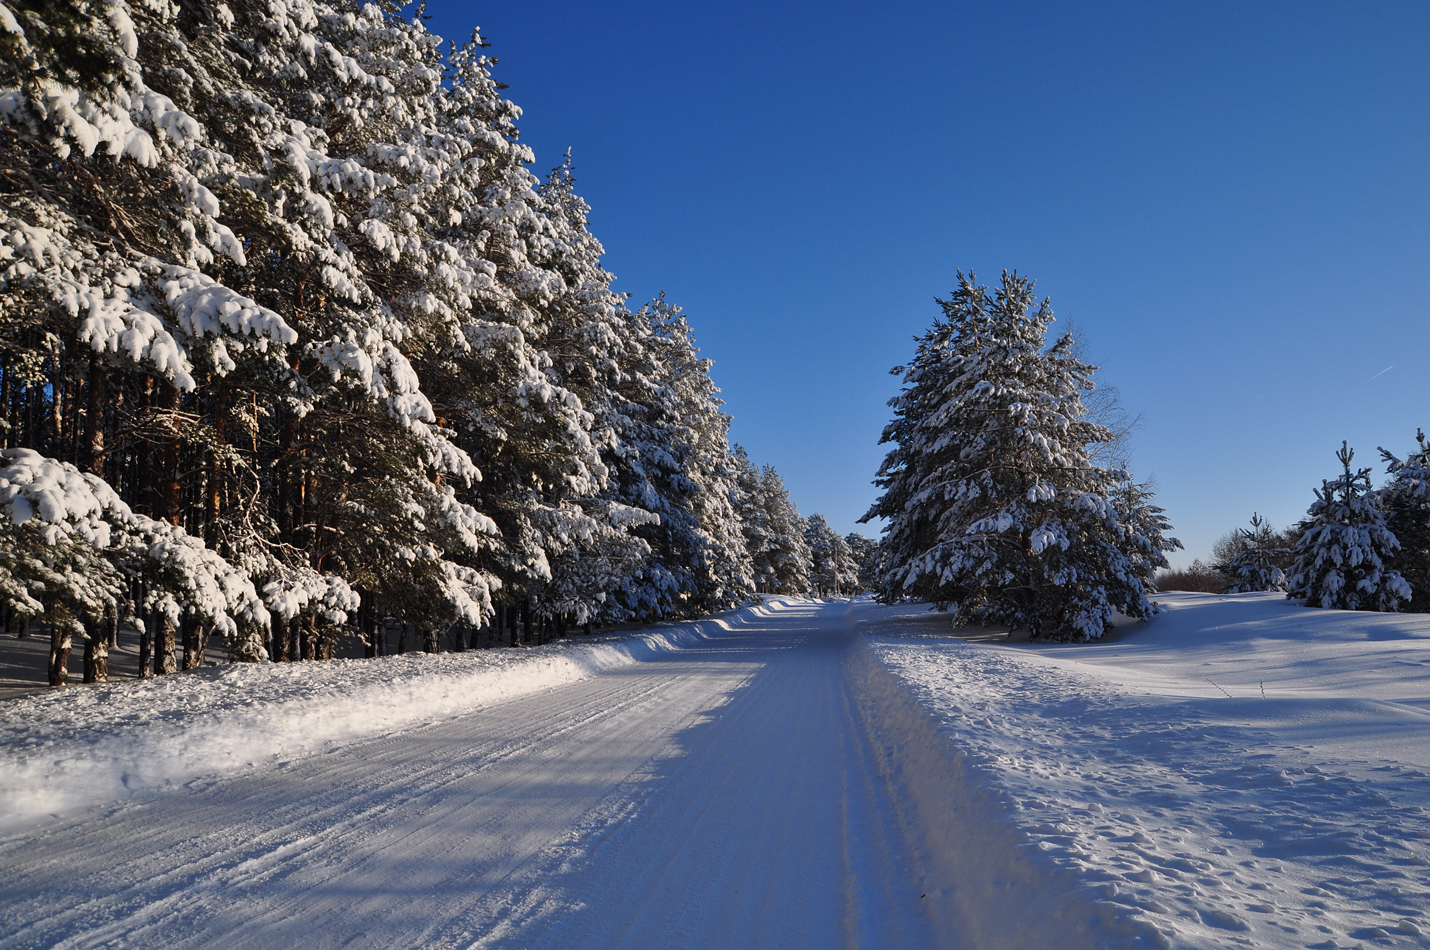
[0,614,730,833]
[2,594,1428,948]
[865,592,1430,949]
[0,600,958,949]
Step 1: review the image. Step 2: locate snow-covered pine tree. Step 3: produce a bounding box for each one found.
[520,155,668,626]
[844,532,880,594]
[746,465,811,596]
[863,271,1177,640]
[1380,430,1430,612]
[0,0,758,676]
[0,0,513,667]
[411,47,628,635]
[804,514,855,596]
[1287,442,1409,611]
[1112,477,1183,596]
[729,445,767,578]
[0,0,310,666]
[598,295,752,620]
[1214,513,1288,593]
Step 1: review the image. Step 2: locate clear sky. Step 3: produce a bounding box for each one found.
[417,0,1429,565]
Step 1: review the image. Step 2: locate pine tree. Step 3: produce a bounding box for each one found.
[761,467,811,596]
[1287,442,1409,611]
[844,532,880,594]
[804,515,857,596]
[1380,430,1430,612]
[1214,513,1288,593]
[0,0,768,678]
[599,296,752,620]
[863,271,1178,640]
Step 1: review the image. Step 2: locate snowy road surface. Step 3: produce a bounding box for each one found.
[0,601,968,950]
[7,596,1419,950]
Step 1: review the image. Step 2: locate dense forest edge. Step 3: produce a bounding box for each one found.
[0,0,878,687]
[4,0,1428,691]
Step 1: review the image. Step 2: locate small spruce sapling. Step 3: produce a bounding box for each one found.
[1378,429,1430,611]
[1217,513,1289,593]
[1287,442,1410,611]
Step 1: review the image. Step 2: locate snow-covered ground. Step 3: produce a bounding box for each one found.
[1,594,1426,949]
[864,592,1430,949]
[0,599,954,949]
[0,610,740,835]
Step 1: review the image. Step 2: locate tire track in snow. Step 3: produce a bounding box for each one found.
[0,651,754,950]
[1,599,1143,949]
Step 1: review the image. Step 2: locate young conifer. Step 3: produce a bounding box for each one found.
[1287,442,1409,611]
[1216,513,1288,593]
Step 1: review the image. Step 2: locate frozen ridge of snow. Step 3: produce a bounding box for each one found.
[0,601,785,835]
[860,592,1430,950]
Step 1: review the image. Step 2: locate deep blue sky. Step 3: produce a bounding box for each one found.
[419,1,1429,564]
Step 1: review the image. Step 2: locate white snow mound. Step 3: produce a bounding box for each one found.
[860,592,1430,950]
[0,602,784,834]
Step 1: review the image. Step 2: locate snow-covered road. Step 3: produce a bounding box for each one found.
[0,601,953,950]
[18,594,1416,950]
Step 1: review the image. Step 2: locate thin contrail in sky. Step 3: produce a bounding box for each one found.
[1366,365,1393,383]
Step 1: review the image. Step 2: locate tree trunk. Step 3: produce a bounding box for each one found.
[300,614,315,661]
[48,621,71,687]
[278,407,298,537]
[423,627,438,654]
[156,613,177,675]
[206,385,228,547]
[363,607,377,659]
[138,609,153,678]
[137,378,154,515]
[522,602,532,645]
[83,625,109,683]
[182,620,203,670]
[397,620,408,654]
[161,383,181,526]
[269,617,285,662]
[85,358,106,476]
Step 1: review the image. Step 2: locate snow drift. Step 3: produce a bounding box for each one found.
[860,593,1430,949]
[0,602,781,835]
[847,624,1167,949]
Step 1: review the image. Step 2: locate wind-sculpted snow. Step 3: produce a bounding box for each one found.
[863,593,1430,948]
[0,609,753,835]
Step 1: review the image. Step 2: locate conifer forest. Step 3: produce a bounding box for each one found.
[0,0,870,686]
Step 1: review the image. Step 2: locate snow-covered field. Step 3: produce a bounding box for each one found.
[865,592,1430,948]
[1,594,1427,949]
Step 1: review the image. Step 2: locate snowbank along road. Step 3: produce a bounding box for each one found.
[9,595,1418,949]
[0,599,1138,950]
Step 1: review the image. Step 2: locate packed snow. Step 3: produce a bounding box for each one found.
[864,592,1430,948]
[0,611,729,835]
[1,595,1427,949]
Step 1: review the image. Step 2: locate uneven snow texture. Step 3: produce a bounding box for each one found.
[0,608,764,834]
[849,636,1169,949]
[863,593,1430,949]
